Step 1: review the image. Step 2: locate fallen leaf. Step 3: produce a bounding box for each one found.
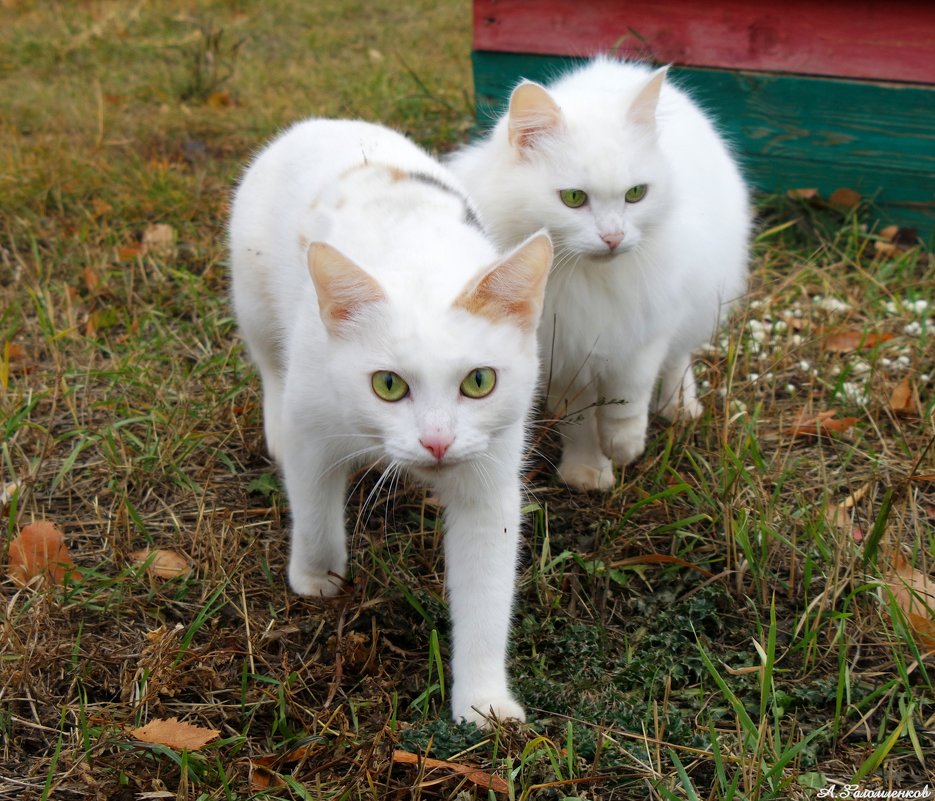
[248,763,285,790]
[85,307,119,338]
[0,481,20,506]
[117,244,143,261]
[91,198,112,218]
[787,187,819,201]
[874,240,899,257]
[131,717,220,751]
[7,521,78,587]
[825,503,864,543]
[828,187,861,210]
[884,550,935,649]
[879,225,900,241]
[206,89,232,108]
[790,409,859,437]
[142,223,177,257]
[888,377,917,416]
[5,342,27,361]
[823,329,895,353]
[83,266,100,293]
[392,750,509,795]
[130,549,192,579]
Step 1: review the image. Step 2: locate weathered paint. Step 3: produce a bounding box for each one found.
[473,0,935,84]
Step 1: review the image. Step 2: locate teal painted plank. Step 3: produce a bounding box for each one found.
[472,51,935,234]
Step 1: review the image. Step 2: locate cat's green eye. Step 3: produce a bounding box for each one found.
[559,189,588,209]
[625,184,648,203]
[460,367,496,399]
[371,371,409,402]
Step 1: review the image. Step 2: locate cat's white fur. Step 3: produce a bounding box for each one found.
[450,58,750,491]
[229,119,552,725]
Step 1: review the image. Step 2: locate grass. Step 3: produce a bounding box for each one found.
[1,0,933,798]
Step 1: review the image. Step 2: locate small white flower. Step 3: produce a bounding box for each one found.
[819,297,851,313]
[792,335,803,346]
[904,321,922,336]
[798,359,811,372]
[749,299,766,310]
[839,382,869,405]
[748,372,760,382]
[897,354,911,366]
[910,299,929,314]
[773,320,788,333]
[785,384,797,394]
[851,359,871,375]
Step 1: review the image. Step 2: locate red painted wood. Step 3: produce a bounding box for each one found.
[473,0,935,84]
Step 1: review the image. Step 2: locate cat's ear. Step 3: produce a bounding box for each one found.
[508,81,563,150]
[454,231,553,331]
[307,242,385,336]
[627,65,668,129]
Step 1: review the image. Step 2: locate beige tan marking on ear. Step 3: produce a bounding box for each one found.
[307,243,385,336]
[453,232,553,331]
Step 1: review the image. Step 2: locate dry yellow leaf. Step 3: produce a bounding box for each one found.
[828,187,861,210]
[130,549,192,579]
[879,225,900,241]
[131,717,219,751]
[824,502,864,543]
[7,520,79,587]
[392,749,509,795]
[888,377,917,416]
[789,409,858,438]
[823,329,894,353]
[885,551,935,650]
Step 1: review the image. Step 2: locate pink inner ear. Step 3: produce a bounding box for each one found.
[307,242,385,334]
[628,68,667,129]
[453,233,552,330]
[508,82,562,149]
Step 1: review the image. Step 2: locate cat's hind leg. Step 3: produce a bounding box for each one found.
[654,353,703,421]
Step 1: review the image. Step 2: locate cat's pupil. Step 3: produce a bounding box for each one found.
[472,370,482,388]
[383,373,395,391]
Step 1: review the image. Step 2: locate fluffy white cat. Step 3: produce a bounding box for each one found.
[450,58,750,491]
[229,119,552,725]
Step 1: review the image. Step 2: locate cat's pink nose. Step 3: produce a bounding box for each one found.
[601,232,624,250]
[420,436,453,461]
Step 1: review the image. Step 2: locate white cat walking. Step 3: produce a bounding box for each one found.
[450,58,750,491]
[229,119,552,725]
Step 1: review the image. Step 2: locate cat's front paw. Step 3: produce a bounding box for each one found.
[456,696,526,729]
[558,457,615,492]
[599,419,647,466]
[288,568,345,599]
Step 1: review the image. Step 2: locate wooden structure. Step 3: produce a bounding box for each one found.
[471,0,935,235]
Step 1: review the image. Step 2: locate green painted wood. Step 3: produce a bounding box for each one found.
[472,51,935,235]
